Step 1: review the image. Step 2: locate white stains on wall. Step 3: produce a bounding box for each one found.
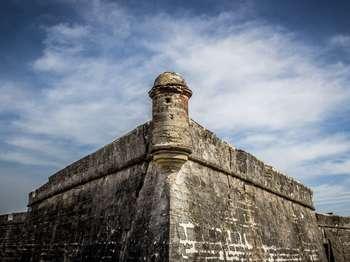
[179,222,252,261]
[178,222,320,261]
[261,245,302,262]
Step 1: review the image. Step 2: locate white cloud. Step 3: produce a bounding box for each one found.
[24,7,350,144]
[1,0,350,214]
[0,81,33,112]
[6,136,76,161]
[0,151,59,167]
[150,23,349,131]
[241,132,350,179]
[330,34,350,49]
[315,159,350,176]
[314,182,350,216]
[33,50,73,73]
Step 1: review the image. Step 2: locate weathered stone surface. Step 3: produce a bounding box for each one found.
[0,122,171,261]
[169,156,326,261]
[149,72,192,163]
[29,122,149,206]
[26,163,150,261]
[0,212,27,261]
[317,213,350,261]
[0,72,348,261]
[189,120,314,209]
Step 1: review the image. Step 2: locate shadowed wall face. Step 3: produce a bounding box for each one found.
[27,163,149,261]
[317,213,350,262]
[0,212,27,259]
[0,123,171,261]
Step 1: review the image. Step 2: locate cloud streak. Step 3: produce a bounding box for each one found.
[330,34,350,49]
[1,0,349,214]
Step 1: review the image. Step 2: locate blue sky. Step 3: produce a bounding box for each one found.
[1,0,350,215]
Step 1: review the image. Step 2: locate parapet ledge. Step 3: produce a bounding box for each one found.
[0,212,27,224]
[316,213,350,229]
[189,119,314,209]
[28,122,150,206]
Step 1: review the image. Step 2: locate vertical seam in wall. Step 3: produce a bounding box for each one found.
[167,166,171,262]
[119,125,151,260]
[119,160,151,261]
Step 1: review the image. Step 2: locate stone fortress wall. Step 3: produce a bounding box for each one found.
[0,72,349,261]
[1,123,171,261]
[0,212,27,260]
[169,121,325,261]
[316,213,350,262]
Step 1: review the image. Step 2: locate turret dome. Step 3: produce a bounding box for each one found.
[153,72,187,87]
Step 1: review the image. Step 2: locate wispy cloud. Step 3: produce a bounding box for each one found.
[1,0,349,214]
[330,34,350,49]
[241,133,350,176]
[0,151,58,167]
[314,181,350,215]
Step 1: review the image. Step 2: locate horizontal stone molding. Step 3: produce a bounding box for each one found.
[189,156,314,210]
[26,119,314,210]
[0,212,27,225]
[28,155,149,206]
[318,224,350,230]
[189,120,314,209]
[316,213,350,228]
[28,123,150,206]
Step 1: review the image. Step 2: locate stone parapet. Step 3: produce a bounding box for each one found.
[317,213,350,229]
[317,213,350,261]
[28,122,150,206]
[189,120,314,209]
[0,212,28,259]
[0,212,27,225]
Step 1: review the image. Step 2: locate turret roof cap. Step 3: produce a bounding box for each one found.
[153,72,187,87]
